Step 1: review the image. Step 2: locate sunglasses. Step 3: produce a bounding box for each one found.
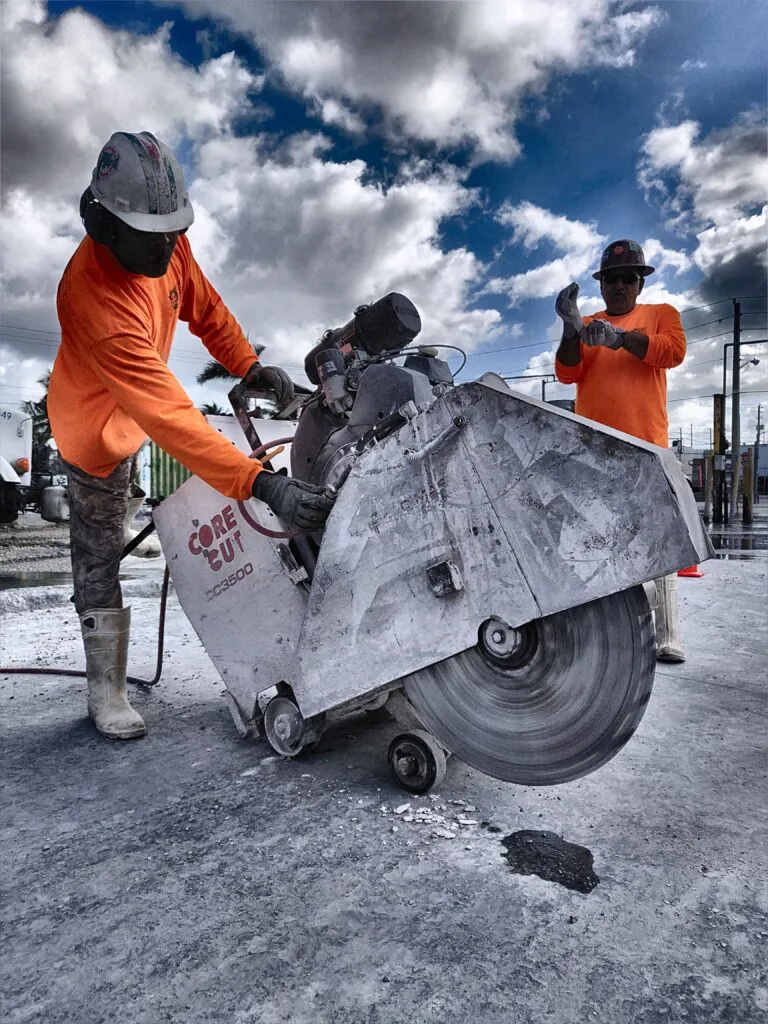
[602,271,641,285]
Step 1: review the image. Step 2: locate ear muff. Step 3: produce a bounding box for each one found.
[80,188,117,247]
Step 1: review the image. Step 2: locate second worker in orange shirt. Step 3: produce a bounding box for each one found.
[553,239,687,664]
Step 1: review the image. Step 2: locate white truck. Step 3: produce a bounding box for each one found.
[0,406,33,523]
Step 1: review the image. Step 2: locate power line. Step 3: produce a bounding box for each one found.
[668,389,768,404]
[677,296,766,314]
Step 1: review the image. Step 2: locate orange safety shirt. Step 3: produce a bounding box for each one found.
[554,303,686,447]
[49,234,262,500]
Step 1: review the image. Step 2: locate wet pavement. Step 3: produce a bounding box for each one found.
[706,504,768,559]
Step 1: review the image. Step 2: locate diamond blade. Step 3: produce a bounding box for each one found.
[402,586,655,786]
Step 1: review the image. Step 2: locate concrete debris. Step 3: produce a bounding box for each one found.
[383,799,489,840]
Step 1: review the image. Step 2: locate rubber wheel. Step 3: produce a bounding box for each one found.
[388,730,447,794]
[263,695,323,757]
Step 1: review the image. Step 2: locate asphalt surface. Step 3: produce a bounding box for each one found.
[1,555,766,1024]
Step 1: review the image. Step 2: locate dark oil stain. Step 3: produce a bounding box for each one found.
[500,830,599,893]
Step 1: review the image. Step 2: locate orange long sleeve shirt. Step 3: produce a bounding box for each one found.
[554,303,686,447]
[49,235,262,500]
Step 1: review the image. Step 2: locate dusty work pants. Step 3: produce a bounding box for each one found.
[64,455,142,615]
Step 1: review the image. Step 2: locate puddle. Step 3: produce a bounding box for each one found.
[708,534,767,560]
[0,571,138,591]
[500,830,599,893]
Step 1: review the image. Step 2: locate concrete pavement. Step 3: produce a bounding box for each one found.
[1,558,766,1023]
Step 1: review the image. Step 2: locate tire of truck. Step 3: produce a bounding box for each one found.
[0,481,20,524]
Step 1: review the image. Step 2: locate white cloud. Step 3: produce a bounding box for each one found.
[0,4,262,198]
[680,59,707,71]
[172,0,664,162]
[641,238,692,276]
[694,207,767,278]
[639,111,768,304]
[0,3,503,409]
[187,134,499,372]
[484,202,605,305]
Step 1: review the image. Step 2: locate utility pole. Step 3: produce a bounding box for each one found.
[756,404,762,505]
[713,393,724,523]
[743,448,753,525]
[690,423,693,448]
[729,301,741,518]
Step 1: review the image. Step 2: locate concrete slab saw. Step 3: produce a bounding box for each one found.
[154,293,712,792]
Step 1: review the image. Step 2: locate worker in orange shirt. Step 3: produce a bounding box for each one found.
[49,131,334,741]
[554,239,687,662]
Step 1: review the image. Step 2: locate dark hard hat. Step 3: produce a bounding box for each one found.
[592,239,655,280]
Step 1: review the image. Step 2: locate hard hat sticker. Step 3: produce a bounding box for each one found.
[96,146,120,178]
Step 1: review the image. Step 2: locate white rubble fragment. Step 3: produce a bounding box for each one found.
[458,818,479,826]
[394,803,411,815]
[431,827,457,839]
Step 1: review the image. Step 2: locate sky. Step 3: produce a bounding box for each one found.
[1,0,766,450]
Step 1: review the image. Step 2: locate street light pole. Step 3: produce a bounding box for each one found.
[730,301,742,518]
[717,341,733,522]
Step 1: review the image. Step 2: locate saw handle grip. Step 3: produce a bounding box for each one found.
[228,382,271,453]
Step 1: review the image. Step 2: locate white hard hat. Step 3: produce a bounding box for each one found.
[89,131,194,233]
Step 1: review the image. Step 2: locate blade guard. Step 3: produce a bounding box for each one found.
[292,375,711,717]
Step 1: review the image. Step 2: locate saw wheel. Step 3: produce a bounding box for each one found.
[402,585,655,786]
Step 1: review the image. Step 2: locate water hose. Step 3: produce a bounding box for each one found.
[0,522,170,689]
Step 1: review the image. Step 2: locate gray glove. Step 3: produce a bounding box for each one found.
[252,471,335,532]
[243,363,295,409]
[555,282,583,338]
[582,320,626,350]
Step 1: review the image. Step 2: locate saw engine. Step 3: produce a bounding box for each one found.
[154,292,712,793]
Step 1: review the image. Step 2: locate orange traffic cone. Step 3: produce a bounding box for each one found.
[678,564,705,578]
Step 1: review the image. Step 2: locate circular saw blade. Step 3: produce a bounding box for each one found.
[402,586,655,786]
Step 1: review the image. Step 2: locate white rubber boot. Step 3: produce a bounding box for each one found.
[80,607,147,739]
[124,495,162,558]
[654,574,685,663]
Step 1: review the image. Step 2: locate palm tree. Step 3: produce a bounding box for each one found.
[21,371,52,447]
[196,343,268,417]
[195,343,265,387]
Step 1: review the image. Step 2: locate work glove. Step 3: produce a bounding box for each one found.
[582,320,626,350]
[251,471,336,532]
[242,362,295,409]
[555,282,583,338]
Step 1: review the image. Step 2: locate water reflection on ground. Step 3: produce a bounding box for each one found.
[703,504,768,560]
[0,571,141,591]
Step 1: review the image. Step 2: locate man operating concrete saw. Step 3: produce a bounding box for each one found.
[553,239,687,663]
[49,130,335,742]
